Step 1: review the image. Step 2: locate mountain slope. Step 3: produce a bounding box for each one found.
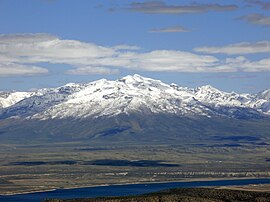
[0,74,269,120]
[0,75,269,144]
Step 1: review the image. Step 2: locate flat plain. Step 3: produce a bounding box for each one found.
[0,140,270,195]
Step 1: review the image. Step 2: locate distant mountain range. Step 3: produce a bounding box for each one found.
[1,74,269,119]
[0,74,269,144]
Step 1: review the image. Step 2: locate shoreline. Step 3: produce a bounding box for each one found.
[1,176,270,196]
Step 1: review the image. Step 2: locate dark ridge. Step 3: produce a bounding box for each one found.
[93,127,131,138]
[8,159,179,167]
[74,148,109,151]
[207,143,242,147]
[258,142,270,146]
[82,159,179,167]
[43,187,270,202]
[8,161,78,166]
[213,135,261,142]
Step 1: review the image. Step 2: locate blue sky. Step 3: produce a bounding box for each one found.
[0,0,269,93]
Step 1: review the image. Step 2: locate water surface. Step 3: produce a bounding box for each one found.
[1,178,270,202]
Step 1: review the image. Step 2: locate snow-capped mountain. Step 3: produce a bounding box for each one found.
[0,74,269,120]
[0,91,34,108]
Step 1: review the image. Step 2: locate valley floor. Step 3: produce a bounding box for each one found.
[0,142,270,195]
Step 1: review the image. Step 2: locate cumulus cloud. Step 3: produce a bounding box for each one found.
[194,41,270,54]
[149,25,189,33]
[126,1,238,14]
[238,14,270,26]
[1,33,270,76]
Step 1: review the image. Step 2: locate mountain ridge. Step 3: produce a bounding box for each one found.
[0,74,269,120]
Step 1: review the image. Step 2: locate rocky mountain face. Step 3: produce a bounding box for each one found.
[0,75,269,144]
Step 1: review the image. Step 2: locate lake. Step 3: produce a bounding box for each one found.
[1,178,270,202]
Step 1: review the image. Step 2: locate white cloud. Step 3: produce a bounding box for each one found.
[240,58,270,72]
[0,34,114,62]
[219,56,270,72]
[118,50,220,72]
[66,66,119,75]
[0,33,116,76]
[0,33,56,43]
[112,44,140,51]
[194,41,270,55]
[0,63,48,76]
[1,33,270,76]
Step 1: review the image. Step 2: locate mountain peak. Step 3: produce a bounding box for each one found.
[119,74,151,83]
[198,85,220,93]
[62,83,79,87]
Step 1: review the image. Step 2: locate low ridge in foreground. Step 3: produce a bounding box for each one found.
[44,188,270,202]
